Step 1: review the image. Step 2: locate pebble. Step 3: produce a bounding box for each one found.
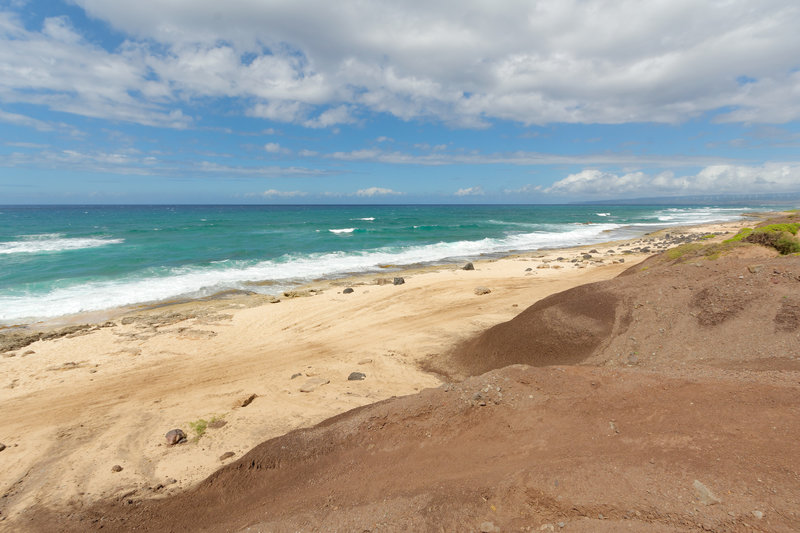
[111,465,123,473]
[342,288,354,294]
[393,277,405,285]
[474,287,491,295]
[357,358,373,365]
[165,429,187,445]
[0,443,6,452]
[300,377,330,392]
[463,262,475,270]
[347,371,366,381]
[752,510,764,519]
[693,479,721,505]
[479,521,499,532]
[219,451,235,461]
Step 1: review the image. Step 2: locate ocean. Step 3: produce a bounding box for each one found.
[0,204,765,324]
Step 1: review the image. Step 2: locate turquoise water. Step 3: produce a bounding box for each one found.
[0,204,760,323]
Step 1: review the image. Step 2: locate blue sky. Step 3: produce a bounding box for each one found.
[2,0,800,204]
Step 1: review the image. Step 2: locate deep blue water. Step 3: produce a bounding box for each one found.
[0,204,762,323]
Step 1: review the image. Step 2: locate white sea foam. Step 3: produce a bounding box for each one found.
[329,228,355,234]
[0,235,123,255]
[0,223,622,322]
[651,206,753,225]
[596,212,611,217]
[353,217,375,221]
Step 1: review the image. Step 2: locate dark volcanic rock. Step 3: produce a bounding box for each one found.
[393,277,405,285]
[462,262,475,270]
[165,429,187,445]
[348,372,366,381]
[343,288,355,294]
[111,465,123,473]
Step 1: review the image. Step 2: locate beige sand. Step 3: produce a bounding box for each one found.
[0,219,752,522]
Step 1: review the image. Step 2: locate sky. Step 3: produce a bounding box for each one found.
[1,0,800,204]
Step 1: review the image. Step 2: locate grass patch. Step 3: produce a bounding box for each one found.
[664,243,705,261]
[723,227,753,243]
[188,415,223,440]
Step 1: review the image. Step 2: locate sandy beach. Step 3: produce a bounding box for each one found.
[0,216,759,528]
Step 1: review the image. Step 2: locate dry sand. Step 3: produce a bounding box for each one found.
[0,218,755,527]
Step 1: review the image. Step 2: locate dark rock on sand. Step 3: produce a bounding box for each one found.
[348,372,366,381]
[393,277,405,285]
[219,451,235,462]
[111,465,123,473]
[343,288,355,294]
[463,262,475,270]
[0,443,6,452]
[290,372,302,379]
[239,394,257,408]
[207,419,227,429]
[165,429,187,445]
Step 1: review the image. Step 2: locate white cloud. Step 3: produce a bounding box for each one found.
[544,164,800,197]
[264,142,289,154]
[455,186,484,196]
[2,1,799,128]
[355,187,403,197]
[247,189,308,198]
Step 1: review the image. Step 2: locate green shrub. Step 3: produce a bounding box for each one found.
[775,233,800,254]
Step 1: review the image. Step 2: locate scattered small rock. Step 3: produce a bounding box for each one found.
[582,254,593,259]
[693,479,721,505]
[462,262,475,270]
[219,451,235,461]
[207,419,227,429]
[479,521,500,533]
[348,371,366,381]
[751,510,764,520]
[343,288,354,294]
[111,465,123,473]
[165,429,187,445]
[0,443,6,452]
[589,249,599,254]
[393,277,405,285]
[300,377,330,392]
[474,287,491,295]
[239,393,257,408]
[748,264,763,274]
[357,358,373,365]
[525,267,533,271]
[165,478,177,486]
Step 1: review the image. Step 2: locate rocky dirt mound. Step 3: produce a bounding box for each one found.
[21,364,800,532]
[438,243,799,378]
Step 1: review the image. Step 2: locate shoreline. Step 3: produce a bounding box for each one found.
[0,215,774,523]
[0,212,770,332]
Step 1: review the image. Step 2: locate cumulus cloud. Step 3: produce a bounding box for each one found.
[455,186,484,196]
[247,189,308,198]
[2,1,800,128]
[355,187,403,197]
[544,164,800,197]
[264,142,290,154]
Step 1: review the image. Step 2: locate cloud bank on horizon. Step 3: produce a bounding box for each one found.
[1,0,800,203]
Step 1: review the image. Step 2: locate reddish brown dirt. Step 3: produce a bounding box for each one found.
[14,247,800,533]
